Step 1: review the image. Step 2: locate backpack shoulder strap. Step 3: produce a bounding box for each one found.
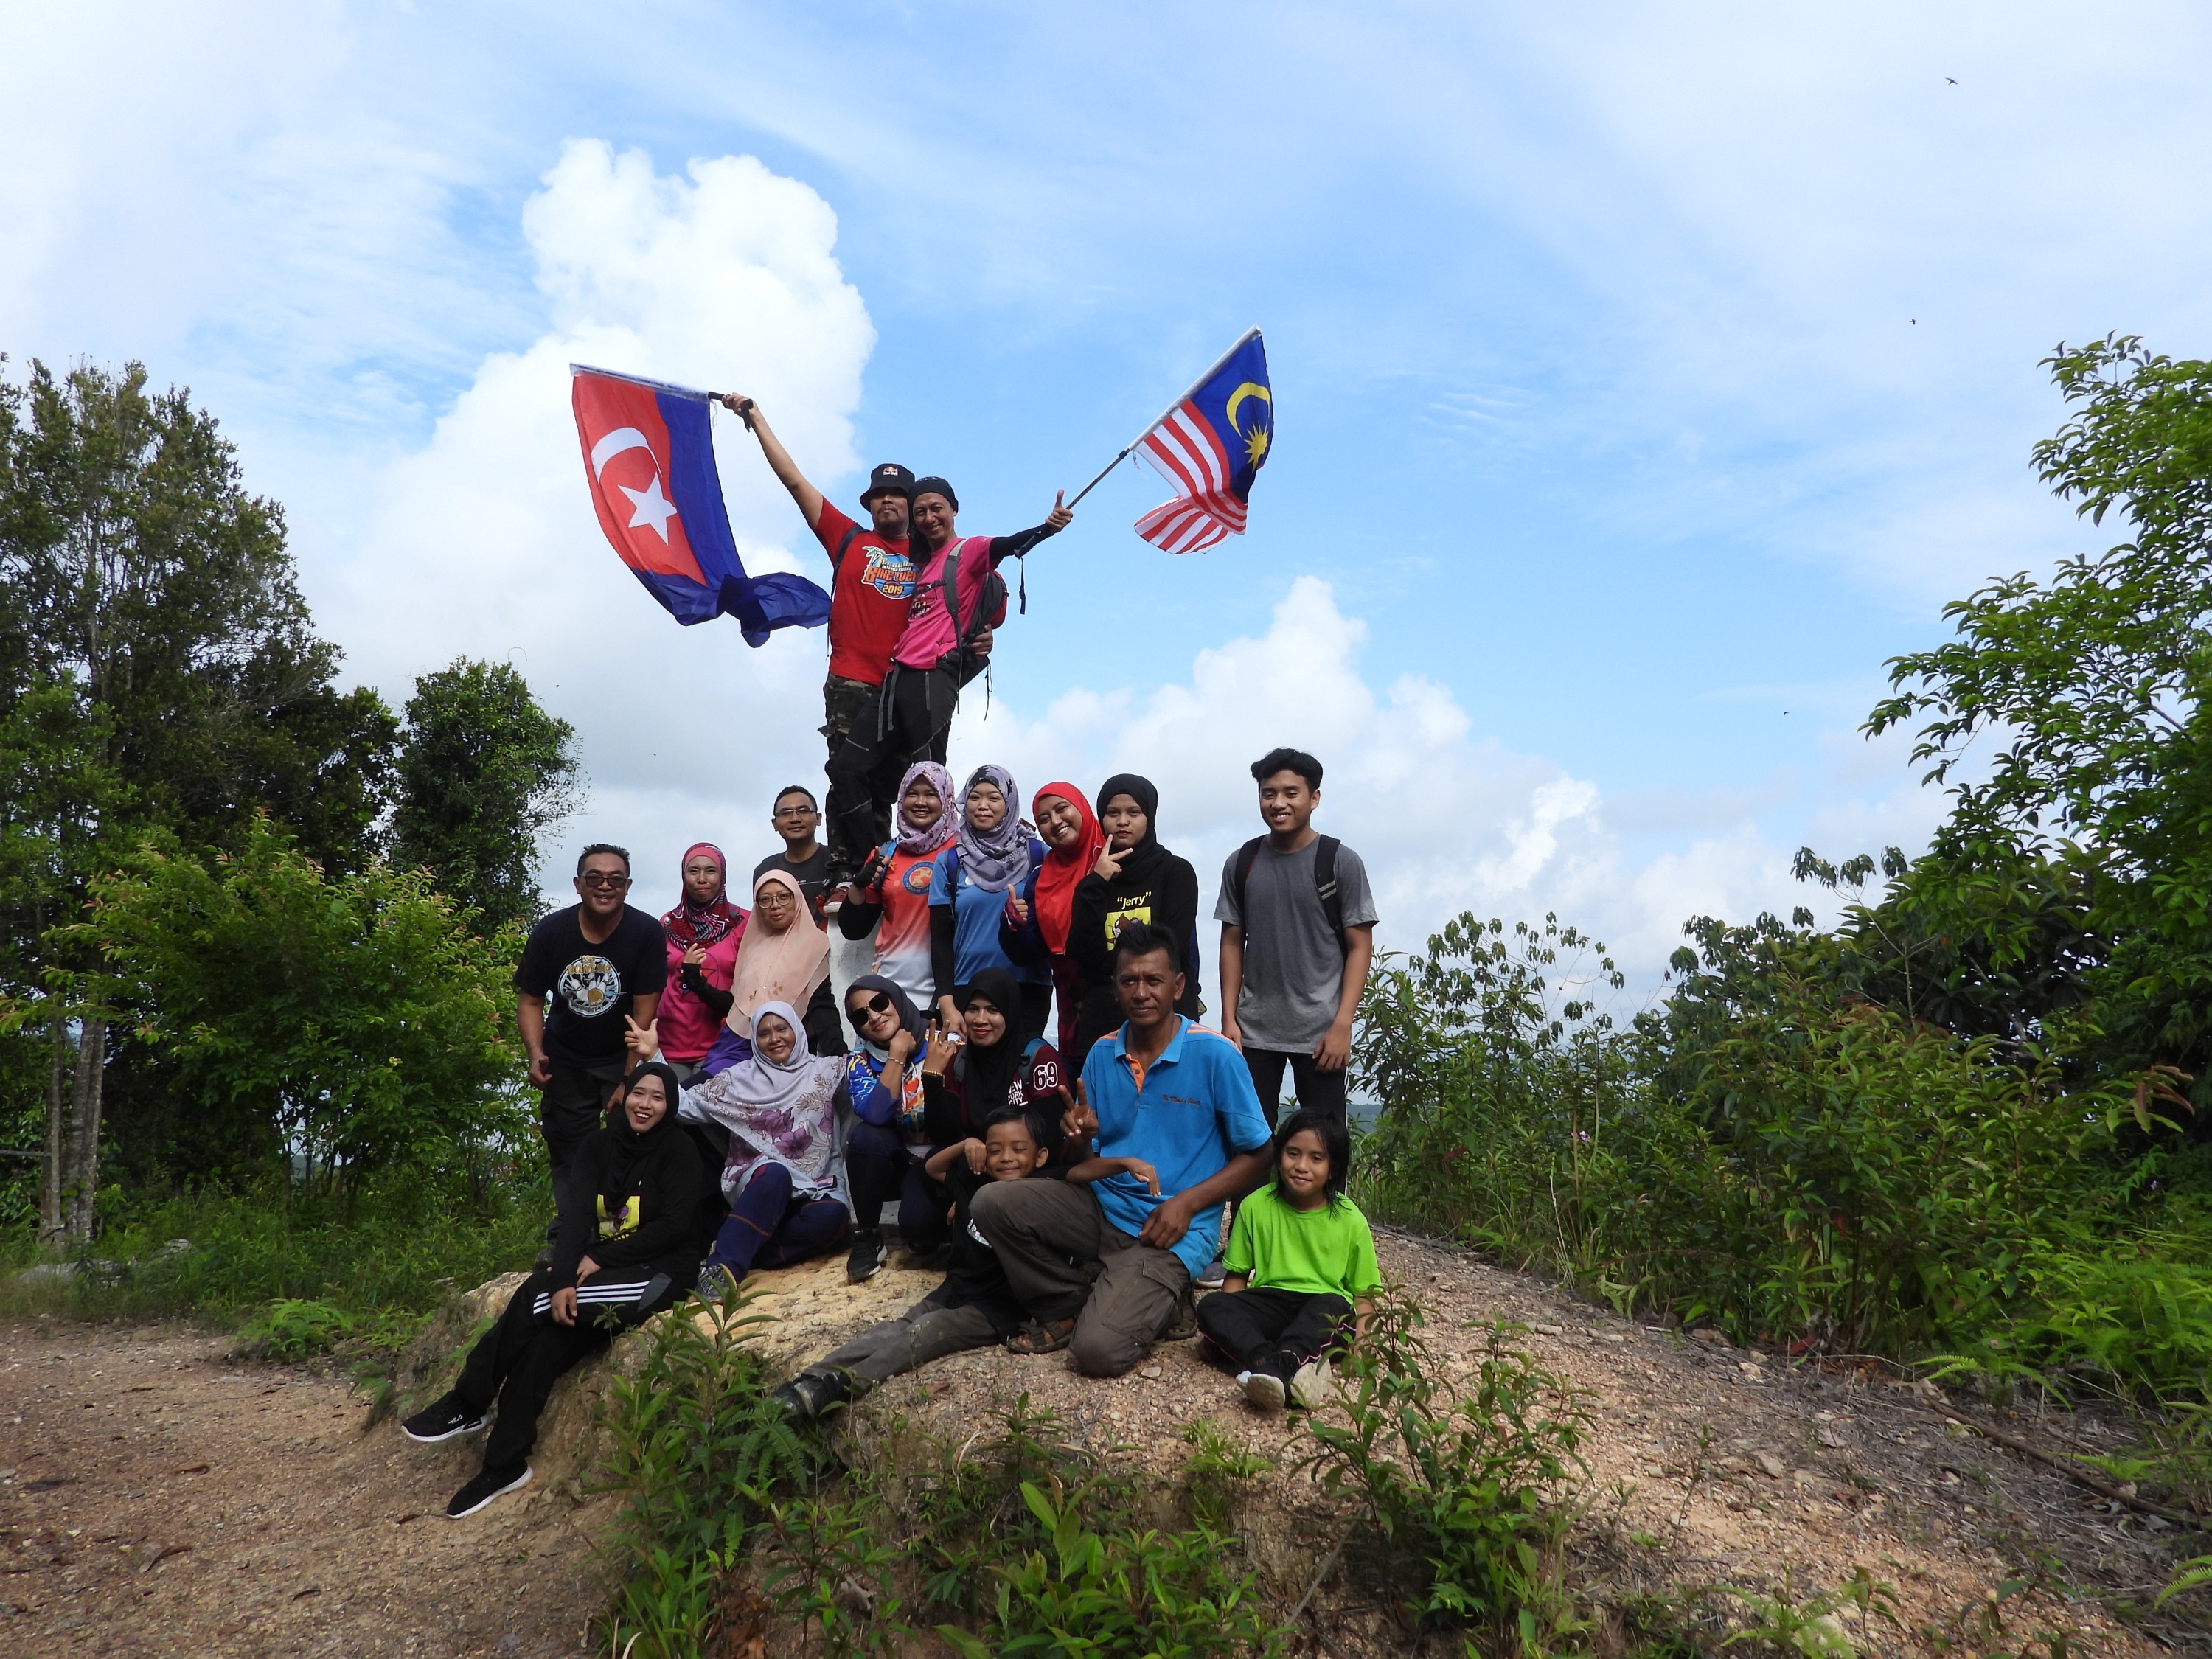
[1228,835,1266,923]
[1314,835,1348,953]
[833,523,863,574]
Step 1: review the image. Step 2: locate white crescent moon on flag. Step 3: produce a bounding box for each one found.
[591,427,653,478]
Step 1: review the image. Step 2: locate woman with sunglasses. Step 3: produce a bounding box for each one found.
[838,975,933,1282]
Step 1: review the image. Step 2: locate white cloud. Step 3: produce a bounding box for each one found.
[944,576,1880,993]
[313,140,877,897]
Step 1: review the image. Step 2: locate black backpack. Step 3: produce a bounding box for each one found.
[1225,835,1349,957]
[934,539,1008,664]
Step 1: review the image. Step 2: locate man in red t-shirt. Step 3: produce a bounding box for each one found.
[723,394,918,856]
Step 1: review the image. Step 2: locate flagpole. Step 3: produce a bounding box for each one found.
[1062,326,1262,511]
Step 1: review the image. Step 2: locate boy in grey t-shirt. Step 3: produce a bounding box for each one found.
[1214,748,1377,1130]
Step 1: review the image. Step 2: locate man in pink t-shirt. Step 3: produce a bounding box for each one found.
[824,476,1072,888]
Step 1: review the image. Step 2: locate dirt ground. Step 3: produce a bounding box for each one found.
[0,1224,2197,1657]
[0,1317,616,1658]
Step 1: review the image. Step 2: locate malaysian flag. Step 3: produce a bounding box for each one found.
[1131,329,1273,554]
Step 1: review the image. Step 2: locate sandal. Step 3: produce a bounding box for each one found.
[1004,1317,1077,1354]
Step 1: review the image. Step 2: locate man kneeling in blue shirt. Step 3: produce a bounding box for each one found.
[971,922,1273,1376]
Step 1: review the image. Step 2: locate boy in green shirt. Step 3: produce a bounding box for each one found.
[1197,1109,1380,1411]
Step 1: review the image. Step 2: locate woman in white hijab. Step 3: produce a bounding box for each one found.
[681,1000,851,1297]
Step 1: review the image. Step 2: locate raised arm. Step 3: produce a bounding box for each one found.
[987,490,1074,563]
[720,395,825,530]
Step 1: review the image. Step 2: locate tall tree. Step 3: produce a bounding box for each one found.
[1868,334,2212,1112]
[389,658,581,928]
[0,357,397,1240]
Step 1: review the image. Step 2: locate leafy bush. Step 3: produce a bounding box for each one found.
[1357,913,2144,1360]
[1299,1284,1586,1641]
[0,1164,552,1343]
[80,815,531,1182]
[237,1298,358,1360]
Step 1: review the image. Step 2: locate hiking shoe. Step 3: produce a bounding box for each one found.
[1196,1257,1227,1290]
[846,1229,886,1284]
[445,1462,532,1518]
[1290,1354,1337,1411]
[1163,1285,1199,1341]
[401,1394,486,1444]
[1242,1370,1287,1411]
[695,1262,738,1303]
[772,1369,851,1425]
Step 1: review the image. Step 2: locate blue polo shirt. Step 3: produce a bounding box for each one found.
[1079,1016,1273,1277]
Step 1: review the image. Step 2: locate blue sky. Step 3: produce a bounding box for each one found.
[8,1,2212,994]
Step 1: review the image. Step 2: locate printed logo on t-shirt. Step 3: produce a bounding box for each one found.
[558,953,623,1019]
[859,544,914,600]
[1103,901,1152,945]
[597,1194,641,1237]
[902,863,935,895]
[965,1217,994,1251]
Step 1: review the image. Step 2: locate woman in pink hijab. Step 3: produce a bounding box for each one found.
[657,842,745,1076]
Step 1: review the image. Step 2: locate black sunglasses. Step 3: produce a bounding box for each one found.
[846,991,895,1026]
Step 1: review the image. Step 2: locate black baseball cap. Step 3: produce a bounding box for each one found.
[860,463,915,506]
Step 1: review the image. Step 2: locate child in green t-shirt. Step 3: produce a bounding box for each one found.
[1197,1109,1380,1411]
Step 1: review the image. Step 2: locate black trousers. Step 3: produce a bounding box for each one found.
[540,1061,625,1225]
[824,664,961,877]
[454,1266,682,1471]
[1242,1048,1348,1130]
[1196,1285,1353,1374]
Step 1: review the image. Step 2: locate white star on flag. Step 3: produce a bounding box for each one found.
[619,475,680,541]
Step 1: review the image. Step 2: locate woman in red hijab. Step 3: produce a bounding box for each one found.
[658,843,746,1074]
[999,782,1104,1057]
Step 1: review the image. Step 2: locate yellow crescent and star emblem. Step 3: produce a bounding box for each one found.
[1224,381,1272,468]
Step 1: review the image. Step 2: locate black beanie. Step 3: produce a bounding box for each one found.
[910,475,959,512]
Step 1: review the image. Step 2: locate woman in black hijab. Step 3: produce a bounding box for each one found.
[400,1061,702,1518]
[1066,774,1202,1058]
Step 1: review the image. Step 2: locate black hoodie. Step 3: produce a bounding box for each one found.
[549,1075,706,1292]
[1068,773,1202,1058]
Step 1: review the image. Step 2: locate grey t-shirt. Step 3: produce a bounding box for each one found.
[1213,838,1377,1051]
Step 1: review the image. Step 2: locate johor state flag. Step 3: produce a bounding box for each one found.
[1132,328,1273,554]
[570,365,831,644]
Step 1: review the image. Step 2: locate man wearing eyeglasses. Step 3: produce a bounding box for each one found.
[514,844,669,1210]
[753,785,832,926]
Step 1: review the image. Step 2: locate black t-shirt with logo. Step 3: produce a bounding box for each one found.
[514,904,669,1068]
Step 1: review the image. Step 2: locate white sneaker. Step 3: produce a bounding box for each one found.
[1242,1370,1287,1411]
[1290,1354,1336,1410]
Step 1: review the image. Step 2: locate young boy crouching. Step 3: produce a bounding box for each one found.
[773,1107,1054,1421]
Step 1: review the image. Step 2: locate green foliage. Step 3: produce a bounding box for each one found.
[597,1291,821,1658]
[0,1164,551,1343]
[1298,1284,1585,1641]
[81,815,528,1180]
[1867,335,2212,1113]
[0,355,397,875]
[391,658,581,931]
[1357,910,2149,1360]
[237,1298,360,1360]
[1718,1566,1900,1658]
[940,1478,1279,1659]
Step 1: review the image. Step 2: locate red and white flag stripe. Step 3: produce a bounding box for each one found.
[1133,399,1246,554]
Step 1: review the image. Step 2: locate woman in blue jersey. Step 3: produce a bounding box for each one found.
[928,764,1050,1042]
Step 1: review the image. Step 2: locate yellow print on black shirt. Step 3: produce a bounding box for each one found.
[1102,896,1153,947]
[596,1194,641,1239]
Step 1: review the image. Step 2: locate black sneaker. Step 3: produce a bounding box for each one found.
[445,1462,532,1518]
[771,1369,851,1424]
[846,1229,886,1284]
[401,1394,487,1444]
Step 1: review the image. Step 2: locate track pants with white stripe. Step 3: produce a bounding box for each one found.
[454,1266,682,1472]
